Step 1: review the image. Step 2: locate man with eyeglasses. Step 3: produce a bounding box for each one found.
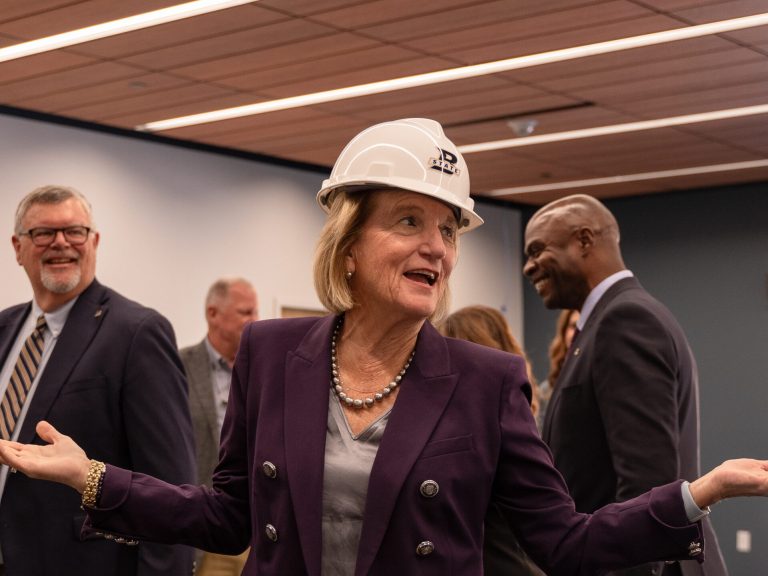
[0,185,196,575]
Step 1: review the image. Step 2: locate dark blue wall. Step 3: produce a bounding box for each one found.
[522,182,768,574]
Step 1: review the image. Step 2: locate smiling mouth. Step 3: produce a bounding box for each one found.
[44,257,77,266]
[404,270,437,286]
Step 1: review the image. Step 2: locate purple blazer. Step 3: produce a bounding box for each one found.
[87,315,706,575]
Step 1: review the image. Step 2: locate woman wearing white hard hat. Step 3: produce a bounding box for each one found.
[2,118,768,576]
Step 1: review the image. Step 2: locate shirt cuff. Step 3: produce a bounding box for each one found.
[682,480,711,522]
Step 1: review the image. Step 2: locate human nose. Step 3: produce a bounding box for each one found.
[49,229,71,247]
[419,227,447,260]
[522,256,536,278]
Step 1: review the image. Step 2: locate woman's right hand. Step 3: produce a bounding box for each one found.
[0,420,91,493]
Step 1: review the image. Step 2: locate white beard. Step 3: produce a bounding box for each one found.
[41,268,81,294]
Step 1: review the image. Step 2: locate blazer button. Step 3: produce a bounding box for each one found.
[416,540,435,556]
[265,524,278,542]
[262,461,278,479]
[419,480,439,498]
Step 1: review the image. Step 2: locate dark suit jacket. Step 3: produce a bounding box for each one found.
[87,315,706,576]
[543,276,727,576]
[0,280,196,576]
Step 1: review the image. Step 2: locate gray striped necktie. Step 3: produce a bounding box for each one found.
[0,314,47,440]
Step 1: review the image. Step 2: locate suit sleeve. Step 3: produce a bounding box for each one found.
[85,321,252,555]
[592,301,682,501]
[121,311,197,575]
[493,357,702,575]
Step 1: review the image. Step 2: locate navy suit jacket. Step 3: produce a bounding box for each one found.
[543,276,727,576]
[87,315,705,576]
[0,280,196,575]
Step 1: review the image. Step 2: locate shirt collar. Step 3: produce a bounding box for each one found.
[577,269,634,330]
[204,337,231,371]
[33,296,79,338]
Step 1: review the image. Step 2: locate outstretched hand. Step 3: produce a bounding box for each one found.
[0,421,91,493]
[690,459,768,509]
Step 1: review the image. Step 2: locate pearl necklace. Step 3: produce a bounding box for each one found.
[330,318,415,409]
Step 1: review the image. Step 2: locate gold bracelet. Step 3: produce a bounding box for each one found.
[81,459,106,509]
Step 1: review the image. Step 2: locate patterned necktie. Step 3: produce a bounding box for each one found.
[0,314,47,440]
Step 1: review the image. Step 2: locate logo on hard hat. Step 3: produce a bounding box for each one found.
[430,148,461,176]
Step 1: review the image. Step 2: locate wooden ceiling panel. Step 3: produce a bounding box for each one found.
[0,1,182,39]
[156,106,344,143]
[13,73,192,115]
[0,1,85,24]
[62,83,248,124]
[0,51,94,84]
[531,48,761,94]
[121,18,339,70]
[609,80,768,117]
[495,180,671,206]
[1,0,765,202]
[255,55,463,98]
[69,5,290,60]
[2,61,148,103]
[414,14,681,65]
[303,75,518,117]
[671,0,768,22]
[197,112,363,150]
[465,151,594,192]
[98,91,265,129]
[173,33,380,82]
[257,0,366,17]
[305,0,479,29]
[212,44,427,92]
[504,36,736,84]
[560,60,768,104]
[447,106,636,145]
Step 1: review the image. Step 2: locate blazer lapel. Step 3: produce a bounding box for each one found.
[544,276,639,443]
[355,322,458,576]
[0,304,29,361]
[18,281,108,444]
[283,315,336,576]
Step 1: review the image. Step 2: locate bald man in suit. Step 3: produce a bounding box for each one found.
[523,194,728,576]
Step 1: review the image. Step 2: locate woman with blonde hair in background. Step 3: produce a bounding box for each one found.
[438,305,545,576]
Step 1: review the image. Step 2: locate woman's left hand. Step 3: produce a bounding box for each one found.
[690,459,768,509]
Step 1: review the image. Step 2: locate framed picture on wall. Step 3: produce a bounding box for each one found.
[280,306,327,319]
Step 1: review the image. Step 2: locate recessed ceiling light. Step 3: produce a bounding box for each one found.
[0,0,255,63]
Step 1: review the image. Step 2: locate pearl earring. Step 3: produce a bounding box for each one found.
[345,271,353,280]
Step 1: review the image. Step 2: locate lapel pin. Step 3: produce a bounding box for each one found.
[94,309,103,318]
[573,347,581,356]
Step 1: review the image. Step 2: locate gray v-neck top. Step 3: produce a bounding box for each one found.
[321,396,390,576]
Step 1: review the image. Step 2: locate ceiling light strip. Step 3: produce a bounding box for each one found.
[137,12,768,131]
[0,0,255,63]
[488,160,768,196]
[457,104,768,153]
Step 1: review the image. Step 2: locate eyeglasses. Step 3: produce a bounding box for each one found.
[19,226,93,247]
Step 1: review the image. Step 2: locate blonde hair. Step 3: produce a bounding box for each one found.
[313,189,453,322]
[437,305,539,415]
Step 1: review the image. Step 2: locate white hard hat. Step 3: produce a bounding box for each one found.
[317,118,483,231]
